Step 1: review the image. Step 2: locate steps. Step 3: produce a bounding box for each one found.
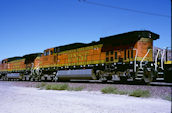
[135,70,144,80]
[156,71,164,81]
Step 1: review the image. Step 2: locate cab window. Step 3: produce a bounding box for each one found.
[44,51,50,56]
[50,51,53,55]
[46,51,49,56]
[44,51,46,56]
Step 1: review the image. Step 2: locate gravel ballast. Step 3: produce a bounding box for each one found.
[2,81,171,99]
[0,81,171,113]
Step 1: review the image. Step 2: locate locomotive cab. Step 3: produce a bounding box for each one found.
[0,59,8,80]
[99,31,159,83]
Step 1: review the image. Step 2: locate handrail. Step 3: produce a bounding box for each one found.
[160,49,165,70]
[155,49,160,71]
[31,63,34,75]
[140,49,151,69]
[35,63,40,75]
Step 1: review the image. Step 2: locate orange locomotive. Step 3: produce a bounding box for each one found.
[0,30,171,83]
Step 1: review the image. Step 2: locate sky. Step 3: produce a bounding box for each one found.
[0,0,171,60]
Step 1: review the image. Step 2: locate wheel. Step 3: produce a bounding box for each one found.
[143,68,154,83]
[54,76,59,82]
[120,76,127,83]
[30,78,34,81]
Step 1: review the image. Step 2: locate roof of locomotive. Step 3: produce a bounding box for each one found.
[23,53,42,64]
[23,53,42,58]
[1,53,42,63]
[99,30,159,49]
[53,41,100,53]
[100,30,159,42]
[6,57,24,62]
[48,30,159,52]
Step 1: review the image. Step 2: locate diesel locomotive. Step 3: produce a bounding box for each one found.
[0,30,171,83]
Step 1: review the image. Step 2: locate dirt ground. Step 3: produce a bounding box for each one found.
[0,81,171,113]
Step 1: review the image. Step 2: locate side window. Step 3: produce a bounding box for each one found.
[44,51,46,56]
[110,51,113,55]
[124,49,126,60]
[106,57,109,62]
[128,50,130,58]
[115,52,117,59]
[110,57,113,61]
[131,49,133,58]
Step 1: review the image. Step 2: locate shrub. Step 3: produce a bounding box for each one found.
[101,86,117,94]
[114,90,128,95]
[49,84,69,90]
[101,86,129,95]
[164,95,171,101]
[68,86,84,91]
[44,84,85,91]
[36,82,46,88]
[36,83,86,91]
[45,84,52,90]
[36,84,41,88]
[129,89,150,97]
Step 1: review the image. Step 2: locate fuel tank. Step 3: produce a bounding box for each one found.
[7,73,21,79]
[56,69,94,80]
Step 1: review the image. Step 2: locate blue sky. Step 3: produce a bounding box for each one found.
[0,0,171,60]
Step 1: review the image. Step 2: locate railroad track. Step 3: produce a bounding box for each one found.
[66,78,171,86]
[72,80,172,87]
[149,82,172,87]
[1,79,171,87]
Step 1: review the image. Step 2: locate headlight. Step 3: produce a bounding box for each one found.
[151,63,153,66]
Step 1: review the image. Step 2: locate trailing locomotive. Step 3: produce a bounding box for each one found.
[0,30,171,83]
